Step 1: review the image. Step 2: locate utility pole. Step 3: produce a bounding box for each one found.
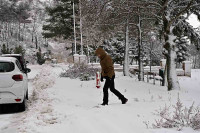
[73,1,77,54]
[79,0,83,55]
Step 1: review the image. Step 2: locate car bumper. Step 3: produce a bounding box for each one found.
[0,97,23,104]
[0,83,25,104]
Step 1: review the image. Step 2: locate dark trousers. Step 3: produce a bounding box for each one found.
[103,75,125,103]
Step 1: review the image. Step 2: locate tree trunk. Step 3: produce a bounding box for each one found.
[163,13,181,91]
[165,34,180,91]
[35,35,38,49]
[194,56,196,69]
[22,23,26,42]
[32,20,36,43]
[18,22,21,41]
[10,22,13,37]
[2,22,5,41]
[198,54,200,68]
[7,22,10,39]
[123,18,129,76]
[5,22,9,45]
[138,15,144,81]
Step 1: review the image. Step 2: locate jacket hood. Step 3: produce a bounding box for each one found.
[95,48,107,60]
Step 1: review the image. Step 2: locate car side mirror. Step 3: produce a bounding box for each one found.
[25,68,31,73]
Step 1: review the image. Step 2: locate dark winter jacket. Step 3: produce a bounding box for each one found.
[95,48,115,79]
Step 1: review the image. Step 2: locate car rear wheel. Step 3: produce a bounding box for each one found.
[0,104,9,113]
[26,90,28,100]
[18,97,27,112]
[0,105,3,113]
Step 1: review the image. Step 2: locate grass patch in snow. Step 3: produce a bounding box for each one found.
[153,94,200,131]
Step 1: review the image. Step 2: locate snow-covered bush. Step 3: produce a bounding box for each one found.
[79,73,90,81]
[60,63,98,81]
[153,95,200,130]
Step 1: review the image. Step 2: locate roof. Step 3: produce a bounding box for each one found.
[0,57,17,62]
[1,54,22,57]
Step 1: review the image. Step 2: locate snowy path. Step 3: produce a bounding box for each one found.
[0,65,200,133]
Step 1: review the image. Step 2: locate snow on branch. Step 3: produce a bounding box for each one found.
[176,20,200,49]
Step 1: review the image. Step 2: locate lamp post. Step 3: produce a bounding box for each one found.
[150,35,155,73]
[150,42,152,73]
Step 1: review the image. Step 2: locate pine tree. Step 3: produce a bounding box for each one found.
[42,0,79,39]
[175,36,190,67]
[102,32,125,65]
[1,44,7,54]
[36,47,45,65]
[14,45,26,56]
[1,44,11,54]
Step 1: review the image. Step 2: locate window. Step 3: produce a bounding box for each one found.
[16,60,22,71]
[0,62,15,73]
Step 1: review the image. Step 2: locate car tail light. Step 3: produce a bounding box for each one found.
[15,99,21,102]
[12,75,23,81]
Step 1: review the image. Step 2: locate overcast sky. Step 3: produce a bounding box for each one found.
[187,14,200,28]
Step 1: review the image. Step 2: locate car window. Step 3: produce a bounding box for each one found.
[19,57,26,69]
[16,60,23,71]
[15,56,25,70]
[0,62,15,72]
[1,55,26,70]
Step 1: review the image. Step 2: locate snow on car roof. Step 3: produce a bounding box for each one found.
[1,54,22,57]
[0,57,17,62]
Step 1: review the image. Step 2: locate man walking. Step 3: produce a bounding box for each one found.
[95,47,128,105]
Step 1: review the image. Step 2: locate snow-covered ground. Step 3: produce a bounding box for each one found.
[0,64,200,133]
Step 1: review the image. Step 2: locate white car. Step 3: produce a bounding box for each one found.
[0,57,30,111]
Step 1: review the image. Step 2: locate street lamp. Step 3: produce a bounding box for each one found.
[150,35,156,73]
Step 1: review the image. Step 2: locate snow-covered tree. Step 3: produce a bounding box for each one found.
[133,4,159,81]
[81,0,133,76]
[102,32,125,65]
[0,0,30,42]
[85,0,158,77]
[149,0,200,91]
[189,45,200,69]
[175,36,190,67]
[143,33,163,68]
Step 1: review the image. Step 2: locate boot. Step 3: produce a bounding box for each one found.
[121,98,128,104]
[101,102,108,106]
